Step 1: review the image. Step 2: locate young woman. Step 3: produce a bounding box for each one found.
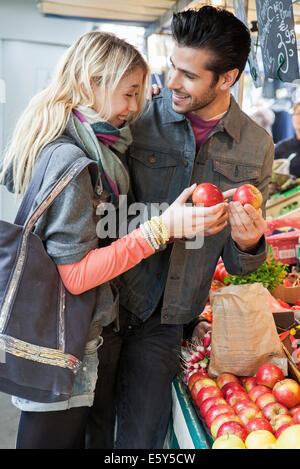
[0,31,228,449]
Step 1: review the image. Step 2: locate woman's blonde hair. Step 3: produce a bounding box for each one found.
[1,31,149,194]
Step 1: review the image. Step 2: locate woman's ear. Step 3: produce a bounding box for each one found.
[81,82,90,98]
[219,68,239,90]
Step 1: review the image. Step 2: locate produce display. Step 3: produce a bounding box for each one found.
[186,364,300,449]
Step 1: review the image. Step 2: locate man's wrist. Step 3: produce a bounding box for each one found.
[235,240,260,255]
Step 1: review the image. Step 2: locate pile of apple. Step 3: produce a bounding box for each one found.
[187,363,300,449]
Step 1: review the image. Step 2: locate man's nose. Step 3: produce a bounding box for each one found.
[167,69,181,90]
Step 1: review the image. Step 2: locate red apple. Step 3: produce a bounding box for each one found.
[238,407,263,426]
[233,184,262,209]
[226,390,250,407]
[245,417,274,434]
[293,411,300,424]
[248,385,270,402]
[216,373,240,390]
[244,377,257,393]
[256,393,276,410]
[290,405,300,417]
[199,397,227,418]
[192,183,224,207]
[262,402,290,421]
[195,386,223,407]
[205,404,234,429]
[216,421,248,442]
[270,414,294,432]
[210,413,241,439]
[221,382,245,399]
[275,422,295,439]
[191,378,217,401]
[255,363,284,389]
[188,371,208,391]
[272,379,300,408]
[233,400,259,415]
[239,376,249,386]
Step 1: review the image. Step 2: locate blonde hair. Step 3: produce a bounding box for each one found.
[1,31,149,194]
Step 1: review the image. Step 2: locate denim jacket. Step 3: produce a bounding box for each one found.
[113,88,274,325]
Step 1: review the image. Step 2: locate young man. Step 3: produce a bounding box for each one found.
[86,6,274,449]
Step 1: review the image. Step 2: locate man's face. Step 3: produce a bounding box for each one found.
[167,45,221,117]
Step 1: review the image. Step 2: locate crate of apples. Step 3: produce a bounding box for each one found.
[186,362,300,448]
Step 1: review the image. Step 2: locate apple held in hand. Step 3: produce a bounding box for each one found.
[233,184,262,209]
[272,379,300,408]
[192,183,224,207]
[245,417,274,435]
[216,421,248,442]
[262,401,290,421]
[255,363,284,389]
[216,373,240,390]
[199,397,227,418]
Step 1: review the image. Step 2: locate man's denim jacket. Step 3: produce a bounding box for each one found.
[114,88,274,325]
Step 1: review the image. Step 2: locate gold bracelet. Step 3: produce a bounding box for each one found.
[150,216,170,244]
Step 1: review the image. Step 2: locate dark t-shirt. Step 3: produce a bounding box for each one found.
[274,136,300,177]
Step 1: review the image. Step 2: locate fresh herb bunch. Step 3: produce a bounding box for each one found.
[223,246,289,292]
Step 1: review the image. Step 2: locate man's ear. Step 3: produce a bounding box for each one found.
[219,68,239,90]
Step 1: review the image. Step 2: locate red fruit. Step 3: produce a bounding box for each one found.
[187,371,208,391]
[190,378,217,401]
[262,402,290,421]
[238,408,263,426]
[233,400,259,414]
[192,183,224,207]
[221,382,245,399]
[275,422,295,439]
[270,414,294,432]
[195,386,223,407]
[199,397,227,418]
[216,421,248,442]
[255,363,284,389]
[245,417,274,434]
[293,411,300,424]
[248,385,270,402]
[205,404,234,429]
[290,405,300,417]
[233,184,262,209]
[243,377,257,393]
[256,393,276,410]
[210,413,241,439]
[216,373,240,390]
[272,379,300,408]
[226,391,250,407]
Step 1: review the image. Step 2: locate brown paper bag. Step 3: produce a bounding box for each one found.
[208,283,287,378]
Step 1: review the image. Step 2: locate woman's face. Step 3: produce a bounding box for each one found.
[93,67,144,128]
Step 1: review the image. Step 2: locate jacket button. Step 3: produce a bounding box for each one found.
[157,273,161,280]
[138,307,143,313]
[149,156,157,163]
[183,160,188,167]
[184,122,188,131]
[163,313,168,319]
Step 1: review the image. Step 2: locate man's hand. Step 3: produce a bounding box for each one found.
[228,201,266,252]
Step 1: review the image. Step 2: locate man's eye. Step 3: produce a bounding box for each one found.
[185,74,195,80]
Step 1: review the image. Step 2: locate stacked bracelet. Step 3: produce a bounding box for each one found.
[140,217,170,251]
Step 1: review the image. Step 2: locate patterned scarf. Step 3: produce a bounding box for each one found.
[72,106,131,206]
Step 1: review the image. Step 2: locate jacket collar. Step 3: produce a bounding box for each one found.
[161,88,241,143]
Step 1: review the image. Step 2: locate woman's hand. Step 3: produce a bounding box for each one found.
[228,201,266,252]
[159,184,229,239]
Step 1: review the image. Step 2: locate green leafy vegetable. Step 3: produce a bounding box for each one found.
[223,246,288,292]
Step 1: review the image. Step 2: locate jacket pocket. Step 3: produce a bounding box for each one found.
[213,159,261,190]
[128,147,179,202]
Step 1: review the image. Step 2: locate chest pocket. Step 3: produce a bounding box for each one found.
[213,159,261,191]
[128,147,179,202]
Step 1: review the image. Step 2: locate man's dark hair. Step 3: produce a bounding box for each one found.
[171,6,251,86]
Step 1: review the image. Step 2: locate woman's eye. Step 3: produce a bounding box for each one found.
[126,94,133,97]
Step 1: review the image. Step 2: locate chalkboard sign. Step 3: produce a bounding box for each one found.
[233,0,262,88]
[255,0,299,82]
